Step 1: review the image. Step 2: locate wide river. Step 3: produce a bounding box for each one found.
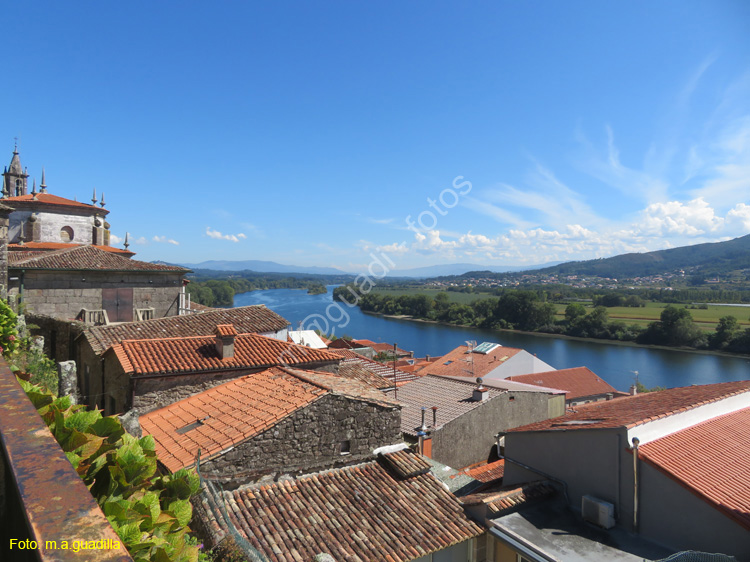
[234,286,750,392]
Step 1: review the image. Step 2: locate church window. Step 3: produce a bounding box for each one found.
[60,226,74,242]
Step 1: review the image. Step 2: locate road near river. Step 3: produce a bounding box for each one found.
[234,287,750,392]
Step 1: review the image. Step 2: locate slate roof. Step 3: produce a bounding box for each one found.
[197,451,484,562]
[2,192,109,213]
[507,381,750,433]
[639,406,750,530]
[9,241,134,256]
[109,332,341,376]
[422,344,524,378]
[327,348,418,385]
[82,305,289,355]
[395,375,506,436]
[508,367,623,401]
[140,366,398,472]
[9,244,188,272]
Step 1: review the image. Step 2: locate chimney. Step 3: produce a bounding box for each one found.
[431,406,438,427]
[473,378,489,402]
[425,354,430,362]
[629,384,638,396]
[214,324,238,359]
[606,392,614,401]
[420,407,427,431]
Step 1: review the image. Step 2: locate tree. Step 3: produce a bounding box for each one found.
[709,315,739,350]
[565,303,586,323]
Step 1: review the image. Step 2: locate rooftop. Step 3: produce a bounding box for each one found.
[197,450,484,562]
[140,366,398,472]
[82,305,289,355]
[327,348,418,384]
[9,244,188,272]
[639,406,750,531]
[394,375,506,436]
[507,381,750,433]
[421,343,524,378]
[8,241,134,256]
[337,359,394,390]
[2,192,110,213]
[108,332,341,376]
[507,366,623,401]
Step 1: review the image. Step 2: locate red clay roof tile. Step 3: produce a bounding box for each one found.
[9,244,188,272]
[508,381,750,432]
[109,332,340,376]
[639,406,750,530]
[197,451,484,562]
[9,242,134,256]
[508,367,620,401]
[3,192,109,212]
[422,344,524,378]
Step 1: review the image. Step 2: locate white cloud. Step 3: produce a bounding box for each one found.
[153,235,179,245]
[637,198,724,236]
[134,236,148,246]
[110,234,123,244]
[205,227,246,242]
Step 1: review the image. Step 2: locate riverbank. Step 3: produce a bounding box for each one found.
[365,310,750,360]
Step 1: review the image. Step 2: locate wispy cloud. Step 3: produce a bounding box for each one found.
[153,235,179,245]
[205,227,247,242]
[366,217,396,225]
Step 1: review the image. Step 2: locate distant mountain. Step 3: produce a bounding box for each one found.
[528,234,750,279]
[180,259,347,276]
[390,262,561,278]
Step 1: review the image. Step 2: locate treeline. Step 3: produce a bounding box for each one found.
[334,285,750,355]
[188,275,333,307]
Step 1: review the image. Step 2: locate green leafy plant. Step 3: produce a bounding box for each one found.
[19,378,203,562]
[0,299,20,358]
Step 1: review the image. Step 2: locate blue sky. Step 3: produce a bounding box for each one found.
[4,1,749,273]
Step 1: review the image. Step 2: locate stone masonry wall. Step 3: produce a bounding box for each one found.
[26,314,87,363]
[9,270,183,319]
[200,394,402,488]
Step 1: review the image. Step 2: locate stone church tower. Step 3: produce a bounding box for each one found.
[2,142,28,197]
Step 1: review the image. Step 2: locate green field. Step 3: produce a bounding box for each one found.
[370,287,750,331]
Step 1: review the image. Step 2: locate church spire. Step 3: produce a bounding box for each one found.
[39,167,47,193]
[124,232,130,250]
[3,142,29,196]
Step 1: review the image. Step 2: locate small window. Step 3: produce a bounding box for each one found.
[60,226,74,242]
[508,395,515,401]
[339,440,351,455]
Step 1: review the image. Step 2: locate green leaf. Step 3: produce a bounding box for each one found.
[91,416,125,440]
[166,499,192,528]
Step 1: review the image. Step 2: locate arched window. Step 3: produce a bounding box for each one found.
[60,226,74,242]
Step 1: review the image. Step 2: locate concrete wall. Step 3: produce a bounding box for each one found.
[9,270,183,320]
[431,392,564,469]
[502,428,632,526]
[639,460,750,561]
[199,394,402,488]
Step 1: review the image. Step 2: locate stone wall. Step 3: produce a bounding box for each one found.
[9,209,99,245]
[0,208,8,300]
[200,394,402,488]
[9,270,183,320]
[26,313,87,363]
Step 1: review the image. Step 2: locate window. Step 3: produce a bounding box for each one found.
[60,226,74,242]
[339,440,351,455]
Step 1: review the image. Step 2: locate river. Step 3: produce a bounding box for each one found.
[234,286,750,392]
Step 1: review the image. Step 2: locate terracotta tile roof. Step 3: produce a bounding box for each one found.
[422,344,524,378]
[9,241,134,256]
[508,381,750,433]
[461,481,557,515]
[109,332,341,376]
[338,360,394,390]
[327,348,418,385]
[354,339,411,355]
[508,367,621,401]
[380,448,432,478]
[3,192,109,212]
[140,366,398,472]
[214,324,238,337]
[395,375,506,436]
[9,244,188,272]
[639,406,750,530]
[197,452,484,562]
[82,305,289,355]
[465,459,505,483]
[327,338,359,349]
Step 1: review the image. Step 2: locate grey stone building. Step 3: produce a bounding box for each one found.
[139,366,402,487]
